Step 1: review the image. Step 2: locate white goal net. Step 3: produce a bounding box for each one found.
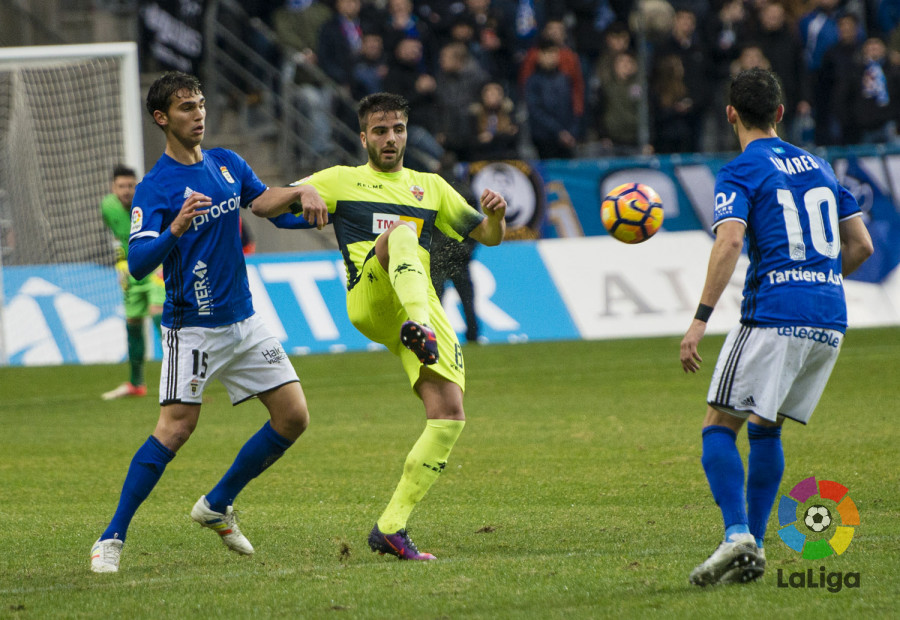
[0,43,143,365]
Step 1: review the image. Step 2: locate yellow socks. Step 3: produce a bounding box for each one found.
[377,419,465,533]
[387,224,429,324]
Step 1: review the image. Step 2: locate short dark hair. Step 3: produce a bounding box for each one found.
[146,71,202,127]
[112,164,136,180]
[357,92,410,131]
[729,67,783,130]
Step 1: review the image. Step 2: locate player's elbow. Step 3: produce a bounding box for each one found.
[127,257,149,281]
[857,236,875,262]
[250,201,271,218]
[480,234,502,247]
[714,234,743,256]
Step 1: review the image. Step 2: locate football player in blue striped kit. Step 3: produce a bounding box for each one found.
[680,68,873,586]
[90,71,328,573]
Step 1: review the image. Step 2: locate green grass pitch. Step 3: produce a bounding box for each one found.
[1,328,898,618]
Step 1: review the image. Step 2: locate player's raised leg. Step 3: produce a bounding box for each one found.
[369,373,465,560]
[90,403,198,573]
[376,222,438,364]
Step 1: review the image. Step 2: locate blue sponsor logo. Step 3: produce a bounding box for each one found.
[776,326,842,348]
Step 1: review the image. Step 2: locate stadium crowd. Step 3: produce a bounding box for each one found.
[236,0,900,163]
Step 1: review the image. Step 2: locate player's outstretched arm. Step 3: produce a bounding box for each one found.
[250,185,328,229]
[680,220,745,373]
[839,216,874,277]
[469,188,507,246]
[267,211,332,229]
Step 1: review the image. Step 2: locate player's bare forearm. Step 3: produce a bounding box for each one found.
[470,189,507,246]
[839,216,874,276]
[251,185,328,229]
[679,220,744,373]
[699,221,745,307]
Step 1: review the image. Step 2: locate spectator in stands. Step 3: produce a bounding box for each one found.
[562,0,618,91]
[383,37,444,169]
[381,0,438,71]
[823,12,864,145]
[413,0,466,43]
[593,20,632,88]
[519,19,584,122]
[351,31,389,100]
[525,37,579,159]
[461,0,518,92]
[589,20,632,141]
[273,0,332,55]
[596,51,643,152]
[317,0,363,89]
[467,81,520,161]
[703,0,752,150]
[798,0,843,145]
[651,53,696,154]
[841,37,900,145]
[755,0,810,138]
[434,41,489,161]
[654,7,709,152]
[274,0,335,157]
[731,44,770,74]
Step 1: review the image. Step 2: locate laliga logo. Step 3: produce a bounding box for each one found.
[776,476,861,592]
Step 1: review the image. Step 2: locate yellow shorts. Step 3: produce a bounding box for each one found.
[346,253,465,392]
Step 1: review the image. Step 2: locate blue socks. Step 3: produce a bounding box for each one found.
[747,422,784,549]
[701,426,749,538]
[101,436,175,542]
[205,421,294,514]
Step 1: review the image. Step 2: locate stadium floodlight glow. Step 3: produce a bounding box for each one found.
[0,42,143,366]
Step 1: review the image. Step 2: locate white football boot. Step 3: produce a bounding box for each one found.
[689,533,764,586]
[190,495,254,555]
[90,538,124,573]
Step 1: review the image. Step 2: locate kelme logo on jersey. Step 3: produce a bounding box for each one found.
[372,213,423,236]
[410,185,424,201]
[220,166,235,183]
[130,207,143,234]
[777,476,859,559]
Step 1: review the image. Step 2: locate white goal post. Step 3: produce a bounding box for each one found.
[0,42,143,366]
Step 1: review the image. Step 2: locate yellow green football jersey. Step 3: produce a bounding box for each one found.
[294,165,485,289]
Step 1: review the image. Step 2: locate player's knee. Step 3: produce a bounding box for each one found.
[274,402,309,441]
[288,405,310,437]
[155,418,197,452]
[387,220,417,249]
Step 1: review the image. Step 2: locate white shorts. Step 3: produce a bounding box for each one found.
[160,314,299,406]
[707,324,843,425]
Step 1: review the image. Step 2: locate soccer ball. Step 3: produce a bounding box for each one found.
[804,505,832,532]
[600,183,664,244]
